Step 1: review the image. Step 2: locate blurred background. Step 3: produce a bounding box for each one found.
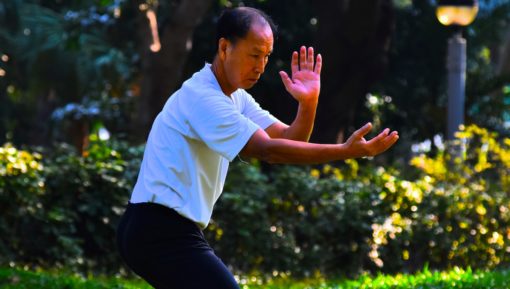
[1,0,509,152]
[0,0,510,281]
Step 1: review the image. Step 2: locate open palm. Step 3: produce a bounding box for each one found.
[344,123,399,158]
[279,46,322,104]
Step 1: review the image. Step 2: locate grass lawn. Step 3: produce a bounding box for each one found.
[0,266,509,288]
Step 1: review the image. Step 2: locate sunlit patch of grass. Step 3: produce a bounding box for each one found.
[1,266,509,289]
[0,267,150,289]
[244,267,510,289]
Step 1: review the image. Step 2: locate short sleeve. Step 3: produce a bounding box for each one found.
[239,90,279,129]
[187,94,260,161]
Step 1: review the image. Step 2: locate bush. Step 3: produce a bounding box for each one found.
[400,124,510,270]
[0,139,143,273]
[209,160,403,277]
[40,138,143,271]
[208,124,510,277]
[0,144,46,264]
[0,124,509,277]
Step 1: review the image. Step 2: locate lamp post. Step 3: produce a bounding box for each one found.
[436,0,478,140]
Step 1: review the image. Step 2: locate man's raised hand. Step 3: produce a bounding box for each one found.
[343,123,399,158]
[279,46,322,104]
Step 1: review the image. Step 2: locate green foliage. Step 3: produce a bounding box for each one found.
[374,0,510,145]
[208,124,510,276]
[39,139,142,271]
[403,124,510,269]
[0,124,508,277]
[2,0,510,154]
[0,0,135,145]
[0,139,143,273]
[0,144,45,263]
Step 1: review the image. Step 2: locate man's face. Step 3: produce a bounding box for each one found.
[222,23,273,91]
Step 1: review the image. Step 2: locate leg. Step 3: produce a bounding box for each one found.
[139,250,240,289]
[117,203,240,289]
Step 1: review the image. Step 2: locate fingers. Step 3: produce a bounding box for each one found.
[314,53,322,74]
[279,71,293,91]
[372,128,390,142]
[291,51,298,76]
[307,47,314,71]
[367,129,399,155]
[353,122,373,139]
[292,46,322,74]
[381,131,399,148]
[377,132,399,154]
[300,46,306,70]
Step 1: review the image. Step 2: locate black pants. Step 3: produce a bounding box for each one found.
[116,202,240,289]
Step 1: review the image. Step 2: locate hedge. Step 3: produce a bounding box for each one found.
[0,124,509,277]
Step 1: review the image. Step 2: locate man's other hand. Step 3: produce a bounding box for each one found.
[279,46,321,105]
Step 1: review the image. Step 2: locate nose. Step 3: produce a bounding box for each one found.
[254,57,266,74]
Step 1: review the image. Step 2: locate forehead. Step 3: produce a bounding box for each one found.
[236,23,273,52]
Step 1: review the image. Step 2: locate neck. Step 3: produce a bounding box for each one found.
[211,56,235,96]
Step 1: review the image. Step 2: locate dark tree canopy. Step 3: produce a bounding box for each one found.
[0,0,509,155]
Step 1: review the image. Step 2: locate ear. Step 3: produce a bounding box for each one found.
[218,38,230,61]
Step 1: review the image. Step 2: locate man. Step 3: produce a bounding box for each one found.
[117,6,399,289]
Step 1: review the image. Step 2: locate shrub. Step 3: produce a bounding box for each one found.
[0,124,509,277]
[0,139,143,272]
[400,124,510,270]
[208,125,510,277]
[40,138,143,271]
[0,144,46,264]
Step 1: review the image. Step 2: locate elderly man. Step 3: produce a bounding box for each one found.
[117,6,398,289]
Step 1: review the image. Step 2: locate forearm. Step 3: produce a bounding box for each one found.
[280,101,317,142]
[243,124,399,165]
[245,137,354,165]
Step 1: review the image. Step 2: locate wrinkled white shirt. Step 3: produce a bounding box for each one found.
[130,63,277,228]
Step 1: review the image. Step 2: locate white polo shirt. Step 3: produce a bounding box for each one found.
[130,63,278,229]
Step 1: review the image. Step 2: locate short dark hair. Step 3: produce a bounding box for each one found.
[216,7,277,45]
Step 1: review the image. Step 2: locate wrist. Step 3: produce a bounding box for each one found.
[297,98,318,110]
[335,143,349,161]
[336,142,364,160]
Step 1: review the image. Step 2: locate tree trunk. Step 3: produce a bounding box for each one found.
[312,0,395,143]
[0,90,6,144]
[497,26,510,75]
[133,0,214,141]
[31,89,57,146]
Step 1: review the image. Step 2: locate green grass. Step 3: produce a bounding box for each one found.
[0,267,509,289]
[0,267,150,289]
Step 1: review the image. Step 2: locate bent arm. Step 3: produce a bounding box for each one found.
[241,123,399,164]
[268,46,321,142]
[265,100,317,142]
[241,129,346,164]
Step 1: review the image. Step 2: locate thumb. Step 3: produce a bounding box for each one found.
[279,71,293,91]
[353,122,373,139]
